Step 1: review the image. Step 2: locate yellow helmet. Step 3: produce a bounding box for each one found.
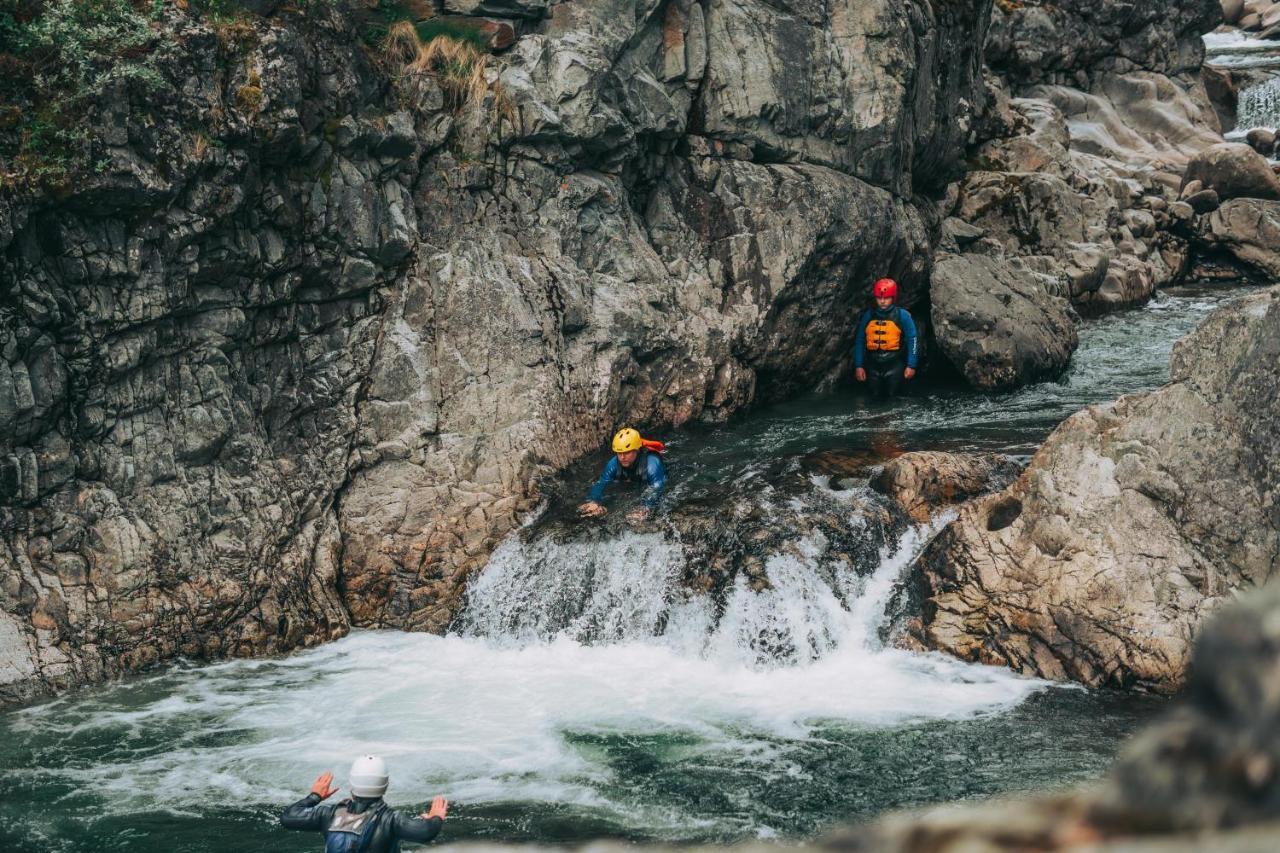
[611,427,643,453]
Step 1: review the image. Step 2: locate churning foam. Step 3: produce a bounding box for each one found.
[12,516,1045,827]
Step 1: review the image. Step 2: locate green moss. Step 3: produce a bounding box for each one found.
[413,19,488,51]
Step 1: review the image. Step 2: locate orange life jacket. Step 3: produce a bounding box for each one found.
[641,439,665,453]
[865,318,902,352]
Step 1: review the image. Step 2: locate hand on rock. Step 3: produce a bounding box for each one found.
[578,502,607,518]
[855,368,867,382]
[903,367,915,380]
[626,507,649,524]
[422,795,448,821]
[310,771,339,799]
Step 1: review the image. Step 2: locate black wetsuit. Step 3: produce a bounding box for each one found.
[865,351,905,399]
[281,793,443,852]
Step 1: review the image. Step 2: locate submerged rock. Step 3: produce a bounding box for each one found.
[912,286,1280,692]
[930,254,1079,391]
[870,452,1023,524]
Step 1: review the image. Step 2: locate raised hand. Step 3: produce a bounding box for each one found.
[310,771,339,800]
[423,795,449,821]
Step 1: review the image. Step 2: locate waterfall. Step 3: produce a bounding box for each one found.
[1238,77,1280,134]
[456,515,943,669]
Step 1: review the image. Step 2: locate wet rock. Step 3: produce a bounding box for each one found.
[930,254,1079,391]
[527,449,912,627]
[1222,0,1246,25]
[870,452,1022,524]
[1246,127,1277,157]
[912,287,1280,693]
[1182,142,1280,201]
[1201,65,1238,132]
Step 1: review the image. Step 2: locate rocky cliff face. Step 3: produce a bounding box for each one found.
[0,0,993,703]
[921,0,1232,386]
[911,286,1280,692]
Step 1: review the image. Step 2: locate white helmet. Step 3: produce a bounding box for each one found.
[349,754,389,798]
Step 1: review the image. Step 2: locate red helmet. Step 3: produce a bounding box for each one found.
[873,278,898,300]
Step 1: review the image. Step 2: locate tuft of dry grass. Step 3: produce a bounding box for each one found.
[383,19,496,113]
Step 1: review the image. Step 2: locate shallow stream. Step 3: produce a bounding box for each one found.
[0,284,1254,853]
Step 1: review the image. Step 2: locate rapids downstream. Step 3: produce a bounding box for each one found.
[0,285,1254,852]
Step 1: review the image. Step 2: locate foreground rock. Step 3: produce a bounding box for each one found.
[930,254,1079,391]
[853,584,1280,850]
[912,286,1280,692]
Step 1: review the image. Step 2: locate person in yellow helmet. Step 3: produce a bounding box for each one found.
[578,427,668,521]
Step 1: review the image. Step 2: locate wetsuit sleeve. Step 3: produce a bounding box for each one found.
[280,794,337,831]
[642,454,667,510]
[898,308,919,369]
[392,813,444,844]
[853,310,870,369]
[587,457,620,503]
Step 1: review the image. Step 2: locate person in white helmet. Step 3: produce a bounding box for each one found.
[280,755,448,852]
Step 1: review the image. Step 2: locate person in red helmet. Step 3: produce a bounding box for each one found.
[853,278,918,399]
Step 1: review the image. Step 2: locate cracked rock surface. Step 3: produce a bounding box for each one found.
[0,0,989,703]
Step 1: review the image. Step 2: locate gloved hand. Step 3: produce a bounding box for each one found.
[310,771,339,800]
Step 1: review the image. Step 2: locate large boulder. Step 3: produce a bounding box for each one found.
[912,287,1280,693]
[1182,142,1280,202]
[930,254,1079,391]
[1197,198,1280,280]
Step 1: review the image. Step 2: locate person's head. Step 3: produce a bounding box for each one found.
[349,755,389,799]
[873,278,897,310]
[611,427,643,467]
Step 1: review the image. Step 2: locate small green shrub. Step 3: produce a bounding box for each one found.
[0,0,166,189]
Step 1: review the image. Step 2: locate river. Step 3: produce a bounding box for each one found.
[0,284,1255,852]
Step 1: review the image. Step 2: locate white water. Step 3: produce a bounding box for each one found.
[1239,77,1280,133]
[1204,30,1280,138]
[11,517,1045,831]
